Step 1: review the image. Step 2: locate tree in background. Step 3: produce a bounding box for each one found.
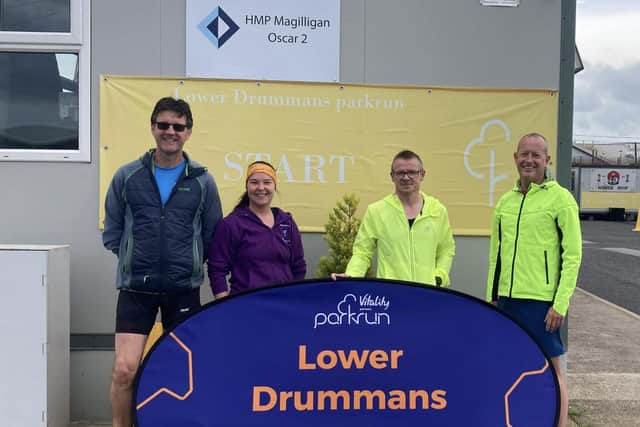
[316,193,373,278]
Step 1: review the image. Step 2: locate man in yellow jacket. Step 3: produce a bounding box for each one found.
[332,150,455,286]
[487,133,582,427]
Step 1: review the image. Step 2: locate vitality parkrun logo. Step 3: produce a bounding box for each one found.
[313,293,391,329]
[198,6,239,48]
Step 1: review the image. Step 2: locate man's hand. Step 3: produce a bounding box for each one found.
[214,291,229,300]
[544,306,564,332]
[330,273,350,281]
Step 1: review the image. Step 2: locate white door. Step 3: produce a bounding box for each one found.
[0,250,47,426]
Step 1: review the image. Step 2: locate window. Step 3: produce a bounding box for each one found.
[0,0,90,162]
[0,0,70,32]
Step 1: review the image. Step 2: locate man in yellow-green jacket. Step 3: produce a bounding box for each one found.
[332,150,455,286]
[487,132,582,427]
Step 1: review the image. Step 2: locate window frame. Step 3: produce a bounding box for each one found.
[0,0,90,162]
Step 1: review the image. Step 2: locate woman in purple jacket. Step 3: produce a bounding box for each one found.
[208,161,306,298]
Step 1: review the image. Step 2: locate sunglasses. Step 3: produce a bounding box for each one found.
[155,122,188,132]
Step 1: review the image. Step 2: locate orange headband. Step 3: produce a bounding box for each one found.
[246,163,277,185]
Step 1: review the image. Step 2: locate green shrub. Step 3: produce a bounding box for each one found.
[316,193,373,278]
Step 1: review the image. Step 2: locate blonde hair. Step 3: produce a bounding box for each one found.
[517,132,549,153]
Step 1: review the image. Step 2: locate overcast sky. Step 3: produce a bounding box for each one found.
[574,0,640,142]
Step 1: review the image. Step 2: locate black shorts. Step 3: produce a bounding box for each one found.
[115,288,201,335]
[497,297,565,358]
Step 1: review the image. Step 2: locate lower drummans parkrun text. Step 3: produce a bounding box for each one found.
[251,345,448,412]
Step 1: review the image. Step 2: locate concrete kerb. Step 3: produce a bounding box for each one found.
[574,287,640,321]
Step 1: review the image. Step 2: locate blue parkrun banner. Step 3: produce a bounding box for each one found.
[134,279,559,426]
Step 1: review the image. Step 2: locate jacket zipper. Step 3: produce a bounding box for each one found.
[408,201,426,282]
[544,250,549,285]
[408,222,415,280]
[508,193,527,297]
[164,172,191,288]
[152,167,185,290]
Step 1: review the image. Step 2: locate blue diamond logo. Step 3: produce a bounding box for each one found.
[198,6,239,48]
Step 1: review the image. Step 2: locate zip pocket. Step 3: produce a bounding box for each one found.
[121,235,134,274]
[192,238,202,277]
[544,250,549,285]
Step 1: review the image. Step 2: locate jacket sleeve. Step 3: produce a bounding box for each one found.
[289,217,307,280]
[102,170,126,256]
[345,206,376,277]
[201,173,223,262]
[434,206,455,287]
[486,204,502,302]
[207,219,233,295]
[552,195,582,316]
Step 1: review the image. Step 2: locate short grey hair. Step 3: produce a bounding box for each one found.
[390,149,424,172]
[516,132,548,153]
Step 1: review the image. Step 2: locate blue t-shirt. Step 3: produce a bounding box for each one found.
[154,160,186,206]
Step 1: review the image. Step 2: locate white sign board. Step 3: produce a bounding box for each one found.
[186,0,340,82]
[590,169,636,192]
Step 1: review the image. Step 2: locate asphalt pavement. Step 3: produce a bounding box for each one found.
[579,219,640,315]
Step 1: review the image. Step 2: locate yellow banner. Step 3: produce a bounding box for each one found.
[581,192,640,210]
[100,76,558,234]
